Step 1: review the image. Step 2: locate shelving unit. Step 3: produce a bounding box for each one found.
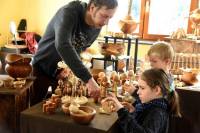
[91,36,139,73]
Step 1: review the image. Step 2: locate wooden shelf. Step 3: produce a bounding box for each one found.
[91,36,139,73]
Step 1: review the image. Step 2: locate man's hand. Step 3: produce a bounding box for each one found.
[86,78,100,100]
[57,68,70,79]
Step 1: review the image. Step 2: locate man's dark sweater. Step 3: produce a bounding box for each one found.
[33,1,100,83]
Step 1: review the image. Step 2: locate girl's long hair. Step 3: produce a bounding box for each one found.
[141,68,181,117]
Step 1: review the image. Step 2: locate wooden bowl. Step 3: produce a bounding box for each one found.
[118,15,138,34]
[5,54,32,78]
[101,43,125,56]
[70,106,96,124]
[61,103,71,115]
[3,77,14,88]
[190,9,200,24]
[5,54,23,64]
[5,53,31,65]
[74,96,88,105]
[5,64,32,78]
[90,69,106,81]
[181,71,198,85]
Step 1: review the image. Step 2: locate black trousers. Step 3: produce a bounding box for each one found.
[30,65,58,106]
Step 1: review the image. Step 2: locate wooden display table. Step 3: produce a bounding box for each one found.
[20,85,200,133]
[0,75,34,133]
[169,86,200,133]
[21,99,119,133]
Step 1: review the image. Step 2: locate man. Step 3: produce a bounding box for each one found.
[31,0,118,105]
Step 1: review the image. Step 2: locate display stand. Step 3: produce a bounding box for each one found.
[91,36,139,73]
[0,75,34,133]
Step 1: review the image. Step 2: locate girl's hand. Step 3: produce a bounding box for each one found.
[121,102,135,113]
[123,81,138,94]
[101,93,123,111]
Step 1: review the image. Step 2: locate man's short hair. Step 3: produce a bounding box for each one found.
[88,0,118,9]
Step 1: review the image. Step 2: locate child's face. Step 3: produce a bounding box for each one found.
[137,79,160,103]
[148,54,169,71]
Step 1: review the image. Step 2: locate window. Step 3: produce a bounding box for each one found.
[148,0,191,35]
[107,0,199,40]
[107,0,130,33]
[107,0,141,34]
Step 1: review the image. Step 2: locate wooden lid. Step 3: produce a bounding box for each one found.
[5,44,27,49]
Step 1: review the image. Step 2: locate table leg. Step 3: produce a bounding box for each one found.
[134,38,139,73]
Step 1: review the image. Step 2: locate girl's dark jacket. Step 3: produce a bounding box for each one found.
[117,98,169,133]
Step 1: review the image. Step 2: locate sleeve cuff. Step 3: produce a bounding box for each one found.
[117,108,129,117]
[79,68,92,83]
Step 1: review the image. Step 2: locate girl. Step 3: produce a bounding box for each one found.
[102,68,181,133]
